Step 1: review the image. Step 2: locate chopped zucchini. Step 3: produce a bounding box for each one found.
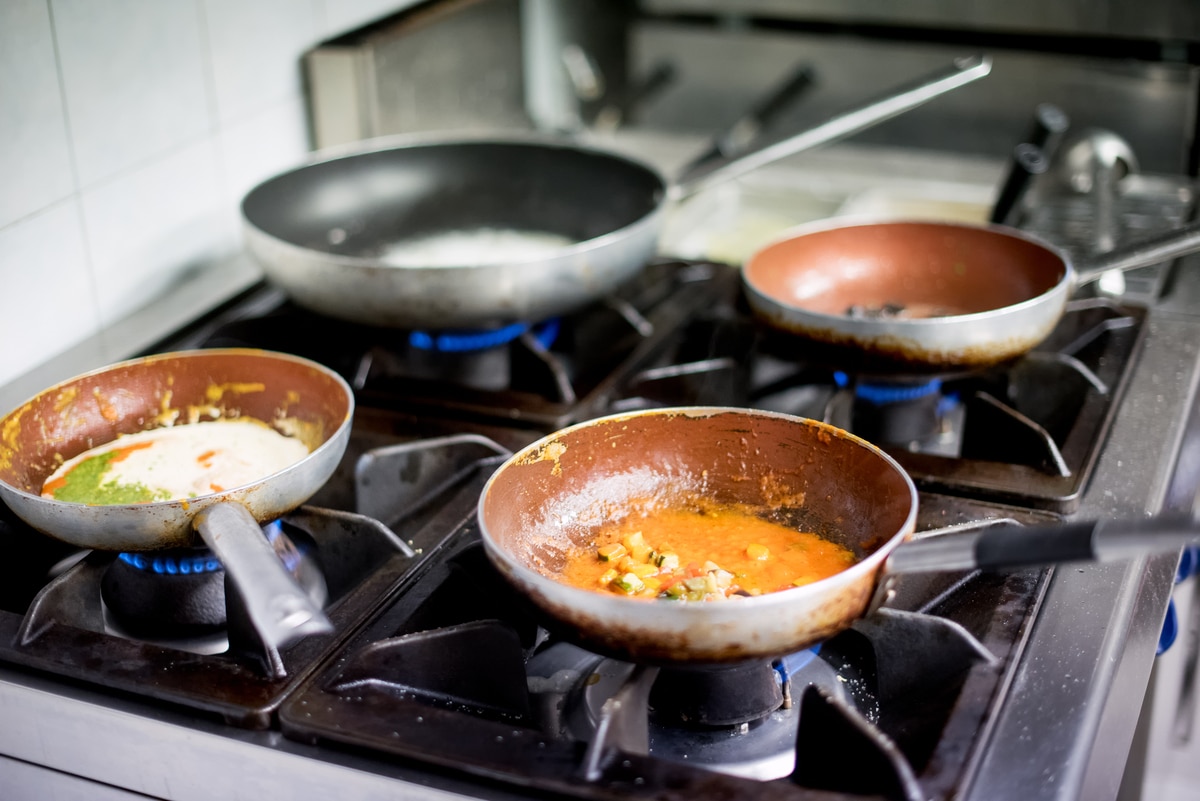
[613,572,645,594]
[597,543,627,562]
[656,552,680,571]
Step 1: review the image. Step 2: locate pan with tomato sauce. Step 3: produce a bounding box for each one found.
[478,407,920,664]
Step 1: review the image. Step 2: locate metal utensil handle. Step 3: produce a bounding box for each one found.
[886,515,1200,574]
[684,62,817,170]
[194,501,333,649]
[670,54,992,201]
[989,142,1049,225]
[1074,220,1200,285]
[1027,103,1070,153]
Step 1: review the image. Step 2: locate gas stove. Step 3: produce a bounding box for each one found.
[0,361,1058,799]
[3,162,1200,800]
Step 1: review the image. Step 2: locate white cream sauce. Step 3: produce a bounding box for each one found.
[42,419,311,504]
[379,228,574,267]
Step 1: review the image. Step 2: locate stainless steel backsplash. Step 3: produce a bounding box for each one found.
[303,0,1200,174]
[641,0,1200,42]
[627,21,1199,173]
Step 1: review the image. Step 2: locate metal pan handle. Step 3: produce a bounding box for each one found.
[669,54,992,202]
[884,514,1199,575]
[194,502,332,650]
[1073,219,1200,286]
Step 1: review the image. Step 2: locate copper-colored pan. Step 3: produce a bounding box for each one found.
[742,218,1200,374]
[0,349,354,650]
[477,407,1199,664]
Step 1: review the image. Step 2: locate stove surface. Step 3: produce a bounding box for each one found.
[0,143,1197,801]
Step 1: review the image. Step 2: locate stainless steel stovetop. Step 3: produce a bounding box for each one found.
[2,144,1200,801]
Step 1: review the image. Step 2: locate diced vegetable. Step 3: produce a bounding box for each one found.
[612,573,645,594]
[655,552,680,571]
[661,583,687,600]
[626,562,660,579]
[746,543,770,560]
[624,531,652,562]
[597,543,626,562]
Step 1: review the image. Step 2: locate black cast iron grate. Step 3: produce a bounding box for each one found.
[277,435,1058,801]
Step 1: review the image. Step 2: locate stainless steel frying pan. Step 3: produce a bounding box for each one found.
[241,56,991,329]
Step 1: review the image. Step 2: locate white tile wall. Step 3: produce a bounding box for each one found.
[0,1,75,230]
[0,202,96,383]
[0,0,414,398]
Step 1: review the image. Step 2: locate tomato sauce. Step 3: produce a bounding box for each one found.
[559,503,857,601]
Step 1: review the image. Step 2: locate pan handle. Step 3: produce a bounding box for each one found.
[194,502,333,650]
[885,514,1199,575]
[1074,220,1200,286]
[669,54,992,202]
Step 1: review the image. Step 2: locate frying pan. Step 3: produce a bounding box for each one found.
[477,407,1198,664]
[240,55,991,329]
[0,349,354,650]
[742,217,1200,375]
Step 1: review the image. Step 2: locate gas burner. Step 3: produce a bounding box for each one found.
[99,521,328,655]
[824,373,964,456]
[648,660,785,728]
[0,492,419,726]
[101,547,226,646]
[192,259,726,428]
[408,318,560,353]
[526,642,854,781]
[352,319,562,393]
[618,286,1145,511]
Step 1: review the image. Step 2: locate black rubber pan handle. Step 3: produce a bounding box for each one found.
[886,515,1199,575]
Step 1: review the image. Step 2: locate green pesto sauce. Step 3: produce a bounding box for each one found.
[48,451,171,505]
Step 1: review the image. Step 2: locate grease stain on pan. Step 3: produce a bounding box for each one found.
[0,405,29,472]
[759,310,1051,370]
[204,382,267,403]
[52,386,79,413]
[517,439,568,476]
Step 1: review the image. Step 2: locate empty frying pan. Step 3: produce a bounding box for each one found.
[742,217,1200,374]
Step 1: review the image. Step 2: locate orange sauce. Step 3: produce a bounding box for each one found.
[560,504,857,601]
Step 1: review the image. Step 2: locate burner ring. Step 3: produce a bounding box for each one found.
[118,551,223,575]
[409,319,559,352]
[836,372,943,405]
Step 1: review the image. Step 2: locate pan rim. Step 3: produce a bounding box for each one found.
[742,216,1075,327]
[0,347,355,511]
[240,130,671,271]
[477,405,919,616]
